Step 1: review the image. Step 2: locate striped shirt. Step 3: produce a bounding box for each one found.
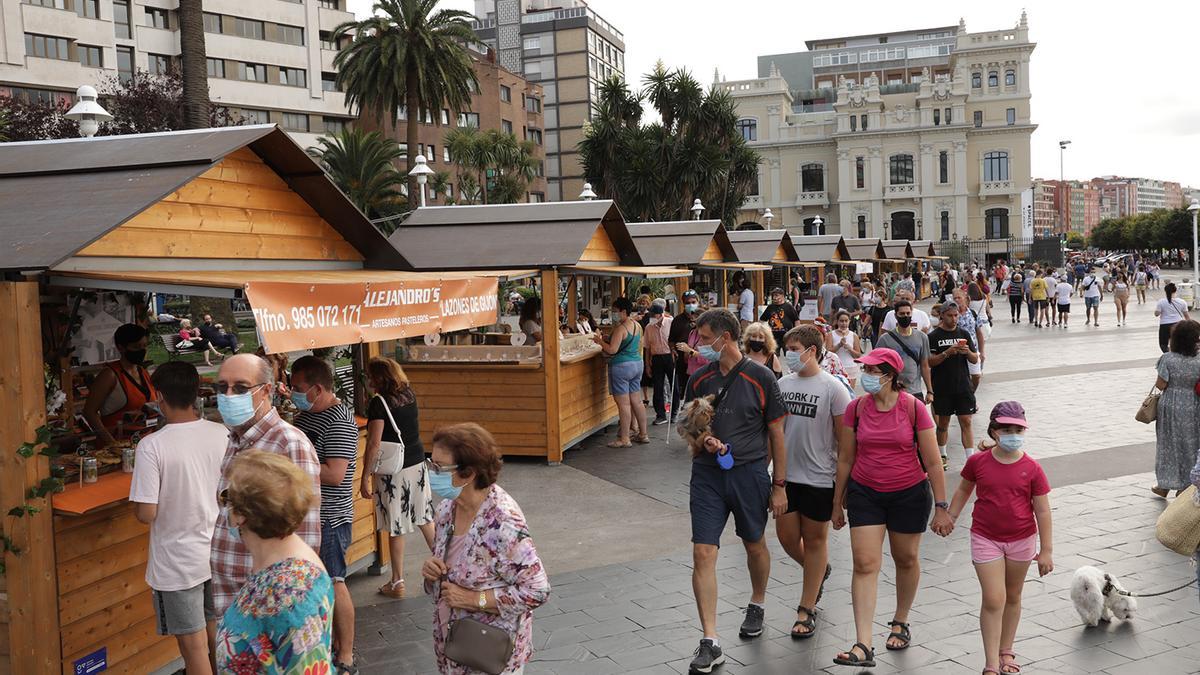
[294,402,359,528]
[210,408,322,615]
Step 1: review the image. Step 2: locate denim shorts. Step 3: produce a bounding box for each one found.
[319,521,353,582]
[608,359,643,395]
[1085,296,1100,309]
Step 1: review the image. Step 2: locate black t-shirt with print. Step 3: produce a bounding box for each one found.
[928,326,975,396]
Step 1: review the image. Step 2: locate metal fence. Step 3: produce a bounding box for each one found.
[935,237,1063,267]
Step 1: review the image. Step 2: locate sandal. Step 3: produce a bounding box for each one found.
[633,434,651,444]
[999,649,1021,673]
[378,579,405,598]
[833,642,875,667]
[606,439,633,448]
[790,605,817,639]
[815,563,832,605]
[983,669,1001,675]
[885,621,911,650]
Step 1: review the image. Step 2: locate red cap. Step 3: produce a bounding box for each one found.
[855,347,904,373]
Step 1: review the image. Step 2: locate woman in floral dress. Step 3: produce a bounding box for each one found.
[1152,320,1200,497]
[216,451,335,674]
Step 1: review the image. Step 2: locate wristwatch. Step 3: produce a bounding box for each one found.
[935,501,950,511]
[478,591,488,609]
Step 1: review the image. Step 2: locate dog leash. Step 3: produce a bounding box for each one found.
[1111,578,1197,598]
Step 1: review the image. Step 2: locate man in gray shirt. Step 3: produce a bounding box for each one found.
[873,300,933,401]
[817,273,844,320]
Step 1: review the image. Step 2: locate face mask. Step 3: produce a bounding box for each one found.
[217,389,262,428]
[897,316,913,328]
[685,303,699,313]
[223,508,242,543]
[429,469,463,500]
[784,349,807,372]
[124,349,147,364]
[997,433,1025,452]
[747,340,766,353]
[861,373,884,394]
[290,389,314,412]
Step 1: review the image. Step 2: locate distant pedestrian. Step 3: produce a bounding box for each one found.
[737,278,756,330]
[1054,276,1074,328]
[669,290,703,423]
[929,303,980,468]
[1134,265,1149,304]
[1004,273,1024,323]
[1155,283,1192,353]
[645,304,675,425]
[818,273,843,321]
[1029,271,1050,328]
[760,287,799,351]
[1151,320,1200,497]
[875,300,933,402]
[1112,272,1130,326]
[826,311,863,389]
[743,321,785,379]
[1080,268,1104,327]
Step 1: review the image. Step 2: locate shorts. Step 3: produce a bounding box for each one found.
[1084,296,1100,309]
[785,482,835,522]
[1057,303,1070,313]
[968,358,982,376]
[319,521,352,582]
[971,531,1038,564]
[1035,299,1048,309]
[153,580,215,635]
[933,390,977,417]
[608,360,643,395]
[690,458,770,546]
[375,462,434,536]
[845,477,932,534]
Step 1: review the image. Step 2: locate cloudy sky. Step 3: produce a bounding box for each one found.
[348,0,1200,190]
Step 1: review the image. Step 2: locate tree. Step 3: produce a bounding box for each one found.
[429,170,454,204]
[1065,231,1086,249]
[1089,218,1126,251]
[445,127,540,205]
[1155,208,1195,253]
[579,64,761,225]
[334,0,480,199]
[177,0,211,129]
[307,127,408,225]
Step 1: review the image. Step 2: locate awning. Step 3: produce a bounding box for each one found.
[695,262,773,272]
[564,265,692,279]
[776,261,824,268]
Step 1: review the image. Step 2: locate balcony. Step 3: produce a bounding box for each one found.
[794,191,829,209]
[884,184,919,202]
[979,180,1017,200]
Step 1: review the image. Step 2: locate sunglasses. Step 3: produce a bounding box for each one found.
[215,382,267,395]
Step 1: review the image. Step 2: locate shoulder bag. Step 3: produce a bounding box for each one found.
[440,503,515,675]
[371,394,406,475]
[1155,485,1200,555]
[1134,384,1160,424]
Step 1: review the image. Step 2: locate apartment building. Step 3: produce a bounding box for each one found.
[726,13,1036,258]
[470,0,625,202]
[361,50,548,204]
[1031,179,1056,237]
[0,0,355,148]
[1043,179,1100,235]
[1089,176,1187,217]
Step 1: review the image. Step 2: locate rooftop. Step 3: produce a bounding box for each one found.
[805,24,958,49]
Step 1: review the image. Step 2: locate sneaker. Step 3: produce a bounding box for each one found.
[739,603,765,638]
[689,639,725,673]
[652,416,669,426]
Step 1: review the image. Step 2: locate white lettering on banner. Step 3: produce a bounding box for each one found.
[362,287,442,308]
[441,293,498,318]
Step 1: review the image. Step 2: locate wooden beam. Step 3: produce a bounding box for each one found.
[540,269,563,463]
[0,282,60,673]
[565,276,578,330]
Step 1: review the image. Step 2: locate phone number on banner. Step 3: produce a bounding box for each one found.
[254,305,363,332]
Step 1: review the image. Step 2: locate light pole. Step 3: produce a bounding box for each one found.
[691,198,705,220]
[64,85,112,138]
[408,154,435,208]
[1189,199,1200,284]
[1058,139,1071,236]
[579,182,597,200]
[813,215,824,235]
[883,220,890,240]
[763,208,774,229]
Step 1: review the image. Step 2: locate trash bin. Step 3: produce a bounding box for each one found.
[1179,282,1196,310]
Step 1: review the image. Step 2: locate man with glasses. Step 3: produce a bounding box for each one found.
[210,354,321,619]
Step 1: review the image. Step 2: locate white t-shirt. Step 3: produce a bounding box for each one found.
[1055,282,1073,304]
[129,419,228,591]
[738,288,755,322]
[778,370,851,488]
[881,308,932,332]
[1157,298,1189,325]
[1081,275,1103,298]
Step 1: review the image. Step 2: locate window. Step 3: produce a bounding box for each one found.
[321,72,337,91]
[983,151,1009,182]
[526,128,543,145]
[857,215,867,238]
[1006,108,1016,125]
[987,71,998,87]
[501,119,513,135]
[944,107,951,124]
[443,147,451,163]
[1005,70,1016,86]
[148,53,172,75]
[850,115,857,132]
[973,110,983,128]
[234,18,264,40]
[76,0,99,18]
[203,12,222,33]
[971,72,981,88]
[855,157,865,189]
[24,34,70,60]
[419,108,433,124]
[116,45,133,82]
[145,7,169,29]
[113,0,131,38]
[282,112,309,132]
[320,31,337,50]
[441,109,450,125]
[530,192,545,203]
[24,0,66,8]
[277,25,304,46]
[525,96,541,113]
[457,112,479,128]
[78,44,103,67]
[748,173,759,196]
[241,108,270,124]
[933,109,940,126]
[888,154,914,185]
[985,208,1009,239]
[861,114,868,130]
[427,146,435,163]
[207,58,225,78]
[735,118,757,142]
[279,67,306,87]
[238,62,267,82]
[500,85,511,102]
[397,106,407,120]
[938,151,949,184]
[801,163,824,192]
[523,36,541,51]
[940,211,950,240]
[318,0,339,8]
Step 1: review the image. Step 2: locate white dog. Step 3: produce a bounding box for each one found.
[1071,565,1137,627]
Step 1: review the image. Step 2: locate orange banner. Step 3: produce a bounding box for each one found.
[243,277,499,353]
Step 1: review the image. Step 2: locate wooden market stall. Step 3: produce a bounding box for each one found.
[626,220,738,308]
[878,239,916,280]
[723,230,801,314]
[907,240,948,297]
[842,238,889,279]
[0,126,500,675]
[788,235,853,320]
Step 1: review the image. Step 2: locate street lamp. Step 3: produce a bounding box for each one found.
[813,215,824,235]
[917,218,923,240]
[64,85,112,138]
[883,220,890,239]
[407,154,435,208]
[691,198,705,220]
[579,182,597,200]
[1058,140,1071,234]
[1188,199,1200,284]
[763,208,774,229]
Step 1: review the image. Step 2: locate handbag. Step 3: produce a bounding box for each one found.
[1155,485,1200,555]
[440,505,515,675]
[371,394,405,475]
[1134,384,1161,424]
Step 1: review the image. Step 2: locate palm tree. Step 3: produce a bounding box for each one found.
[445,125,493,204]
[430,170,454,204]
[334,0,480,199]
[177,0,210,129]
[307,127,407,222]
[446,127,540,204]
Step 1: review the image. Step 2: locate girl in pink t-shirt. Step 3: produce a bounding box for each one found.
[946,401,1054,675]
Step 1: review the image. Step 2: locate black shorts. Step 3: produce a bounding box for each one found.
[785,482,835,522]
[1057,303,1070,313]
[932,390,977,417]
[845,477,932,534]
[690,459,770,546]
[1035,299,1048,309]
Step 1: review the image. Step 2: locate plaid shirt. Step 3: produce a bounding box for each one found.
[210,408,322,614]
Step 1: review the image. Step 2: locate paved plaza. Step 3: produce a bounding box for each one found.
[350,283,1200,674]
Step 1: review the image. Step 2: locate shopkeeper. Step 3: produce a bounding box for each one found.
[82,323,158,448]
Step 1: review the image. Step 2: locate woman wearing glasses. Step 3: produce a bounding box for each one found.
[421,423,551,675]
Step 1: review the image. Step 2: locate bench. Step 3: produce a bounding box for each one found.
[160,333,207,361]
[233,310,255,329]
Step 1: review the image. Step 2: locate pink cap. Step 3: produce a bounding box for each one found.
[990,401,1029,428]
[855,347,904,373]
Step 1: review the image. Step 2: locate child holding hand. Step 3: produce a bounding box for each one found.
[946,401,1053,675]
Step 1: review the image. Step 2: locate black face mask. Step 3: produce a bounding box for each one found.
[747,340,767,353]
[897,316,913,328]
[124,348,147,364]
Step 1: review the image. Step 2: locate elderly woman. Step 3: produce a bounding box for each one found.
[422,423,550,675]
[1152,320,1200,498]
[178,318,224,366]
[215,450,334,673]
[742,321,784,378]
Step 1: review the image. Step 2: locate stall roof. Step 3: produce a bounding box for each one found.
[696,262,773,272]
[726,229,799,264]
[389,201,639,270]
[0,125,406,273]
[565,265,693,279]
[909,240,939,257]
[842,238,887,261]
[881,240,915,259]
[626,220,736,265]
[790,234,850,263]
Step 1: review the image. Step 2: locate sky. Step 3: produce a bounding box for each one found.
[348,0,1200,190]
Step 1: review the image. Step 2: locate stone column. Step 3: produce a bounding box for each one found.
[954,140,969,238]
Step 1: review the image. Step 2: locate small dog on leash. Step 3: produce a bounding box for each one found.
[677,395,716,457]
[1071,565,1138,627]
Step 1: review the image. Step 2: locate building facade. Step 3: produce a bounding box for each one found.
[470,0,624,202]
[0,0,356,148]
[1044,179,1100,236]
[1031,179,1056,237]
[726,14,1035,257]
[1089,176,1186,217]
[361,50,547,204]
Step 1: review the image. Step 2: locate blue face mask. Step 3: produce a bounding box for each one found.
[217,388,263,428]
[697,337,724,362]
[290,389,314,412]
[429,469,463,500]
[861,373,884,394]
[223,508,242,543]
[997,433,1025,452]
[685,303,699,313]
[784,349,808,372]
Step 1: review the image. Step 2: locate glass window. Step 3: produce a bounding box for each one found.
[76,0,99,18]
[939,150,949,184]
[203,12,222,34]
[933,109,940,126]
[427,146,436,163]
[525,96,541,113]
[1006,108,1016,125]
[397,105,407,120]
[1005,70,1016,86]
[320,31,337,50]
[944,107,951,124]
[983,151,1009,182]
[241,108,270,124]
[149,53,171,74]
[987,71,998,87]
[116,45,133,82]
[526,128,543,145]
[420,108,433,124]
[735,118,757,142]
[940,211,950,240]
[78,44,103,67]
[861,114,868,130]
[971,72,981,88]
[443,147,451,163]
[234,18,264,40]
[207,58,225,78]
[318,0,339,8]
[279,67,306,87]
[441,109,450,125]
[502,119,513,135]
[24,34,70,60]
[25,0,67,8]
[277,25,304,46]
[457,112,479,128]
[500,85,511,102]
[888,154,914,185]
[113,0,131,38]
[985,208,1009,239]
[801,164,824,192]
[530,192,545,203]
[145,7,169,29]
[238,62,267,82]
[523,36,540,51]
[855,157,865,189]
[321,72,337,91]
[282,112,309,132]
[850,115,857,132]
[973,110,983,128]
[857,215,867,238]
